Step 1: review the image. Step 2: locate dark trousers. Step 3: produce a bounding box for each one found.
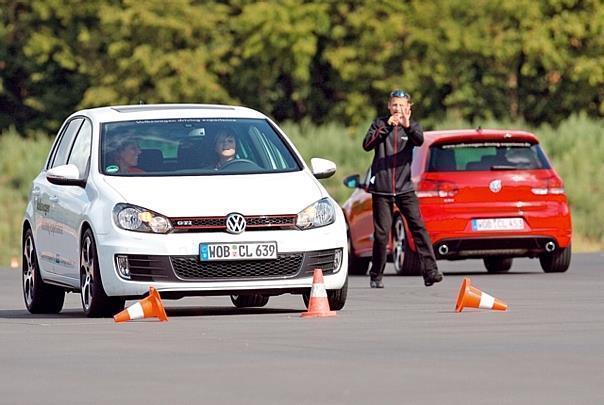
[369,192,438,281]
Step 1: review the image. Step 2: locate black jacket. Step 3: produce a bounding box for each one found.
[362,116,424,195]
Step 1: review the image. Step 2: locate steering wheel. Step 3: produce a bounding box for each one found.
[219,159,260,171]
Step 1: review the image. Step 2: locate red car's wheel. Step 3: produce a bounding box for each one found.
[392,215,406,275]
[540,245,571,273]
[347,229,370,275]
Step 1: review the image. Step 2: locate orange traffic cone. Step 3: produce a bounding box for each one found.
[114,287,168,322]
[301,269,336,318]
[455,278,507,312]
[10,256,19,269]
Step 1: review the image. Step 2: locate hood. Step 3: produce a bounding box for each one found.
[101,171,324,216]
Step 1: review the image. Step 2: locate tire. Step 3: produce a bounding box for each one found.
[327,277,348,310]
[22,229,65,314]
[80,229,125,317]
[483,257,513,273]
[539,245,571,273]
[230,294,269,308]
[347,230,370,275]
[400,240,422,276]
[302,277,348,311]
[392,215,406,275]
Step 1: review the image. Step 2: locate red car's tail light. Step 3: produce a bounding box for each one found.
[531,177,565,195]
[416,180,459,198]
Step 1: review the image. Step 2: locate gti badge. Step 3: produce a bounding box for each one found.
[226,213,246,234]
[489,179,502,193]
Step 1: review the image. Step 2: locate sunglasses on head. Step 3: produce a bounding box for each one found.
[390,89,410,98]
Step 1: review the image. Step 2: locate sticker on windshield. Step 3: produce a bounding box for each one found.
[106,165,119,174]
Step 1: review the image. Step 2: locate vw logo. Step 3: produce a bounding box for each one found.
[489,179,502,193]
[226,213,246,234]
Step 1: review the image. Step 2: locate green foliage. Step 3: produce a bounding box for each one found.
[282,119,373,203]
[0,128,52,266]
[2,1,603,133]
[227,1,330,121]
[536,114,604,242]
[0,0,100,133]
[80,0,233,107]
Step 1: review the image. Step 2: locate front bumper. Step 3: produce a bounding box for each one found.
[95,225,348,297]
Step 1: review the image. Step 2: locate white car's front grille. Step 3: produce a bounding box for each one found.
[170,214,297,232]
[119,249,340,282]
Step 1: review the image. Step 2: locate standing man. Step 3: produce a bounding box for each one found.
[362,89,443,288]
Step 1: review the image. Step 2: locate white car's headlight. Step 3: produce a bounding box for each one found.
[113,203,173,234]
[296,197,336,230]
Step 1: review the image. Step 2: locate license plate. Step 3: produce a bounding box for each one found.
[199,242,277,261]
[471,218,524,231]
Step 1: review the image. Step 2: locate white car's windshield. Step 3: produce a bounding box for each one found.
[100,118,301,175]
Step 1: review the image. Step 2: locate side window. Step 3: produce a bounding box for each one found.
[67,119,92,177]
[50,118,84,169]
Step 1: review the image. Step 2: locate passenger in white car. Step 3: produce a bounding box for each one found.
[109,139,144,174]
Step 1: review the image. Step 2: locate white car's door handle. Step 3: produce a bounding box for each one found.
[31,187,41,196]
[49,195,59,203]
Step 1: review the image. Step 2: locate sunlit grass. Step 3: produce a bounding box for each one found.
[1,116,602,266]
[0,129,52,267]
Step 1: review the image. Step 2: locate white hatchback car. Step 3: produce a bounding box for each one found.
[22,104,348,317]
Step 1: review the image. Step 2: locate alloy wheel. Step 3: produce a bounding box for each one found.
[80,235,94,311]
[393,216,405,274]
[23,234,36,308]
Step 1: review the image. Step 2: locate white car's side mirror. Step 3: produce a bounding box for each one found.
[46,164,85,187]
[310,158,336,179]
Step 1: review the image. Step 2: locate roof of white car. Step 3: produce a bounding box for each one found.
[76,104,267,122]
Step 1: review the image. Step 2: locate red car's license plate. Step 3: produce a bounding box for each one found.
[471,218,524,231]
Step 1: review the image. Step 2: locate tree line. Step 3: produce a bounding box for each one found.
[1,0,603,135]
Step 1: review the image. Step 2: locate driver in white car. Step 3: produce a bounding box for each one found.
[213,129,239,169]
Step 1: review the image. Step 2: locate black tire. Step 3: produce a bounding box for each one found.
[230,294,269,308]
[483,257,513,273]
[539,245,571,273]
[392,215,406,275]
[400,240,422,276]
[80,229,125,317]
[347,230,370,275]
[302,277,348,311]
[22,229,65,314]
[327,277,348,310]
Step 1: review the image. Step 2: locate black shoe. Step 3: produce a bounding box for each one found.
[370,279,384,288]
[423,270,443,287]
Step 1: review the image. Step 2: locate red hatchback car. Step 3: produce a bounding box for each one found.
[342,129,572,275]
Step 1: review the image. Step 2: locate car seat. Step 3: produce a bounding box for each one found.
[138,149,164,172]
[465,161,488,171]
[178,137,215,169]
[428,148,457,172]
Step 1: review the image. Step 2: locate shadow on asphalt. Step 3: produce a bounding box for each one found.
[0,309,86,319]
[0,306,304,320]
[348,271,539,277]
[165,306,304,317]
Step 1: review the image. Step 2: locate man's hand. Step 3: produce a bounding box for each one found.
[387,113,402,126]
[400,104,412,128]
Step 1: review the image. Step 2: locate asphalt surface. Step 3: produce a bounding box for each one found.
[1,253,603,405]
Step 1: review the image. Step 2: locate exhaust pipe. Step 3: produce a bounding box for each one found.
[545,241,556,252]
[438,245,449,255]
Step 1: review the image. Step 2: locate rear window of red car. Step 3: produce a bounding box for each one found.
[427,142,551,172]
